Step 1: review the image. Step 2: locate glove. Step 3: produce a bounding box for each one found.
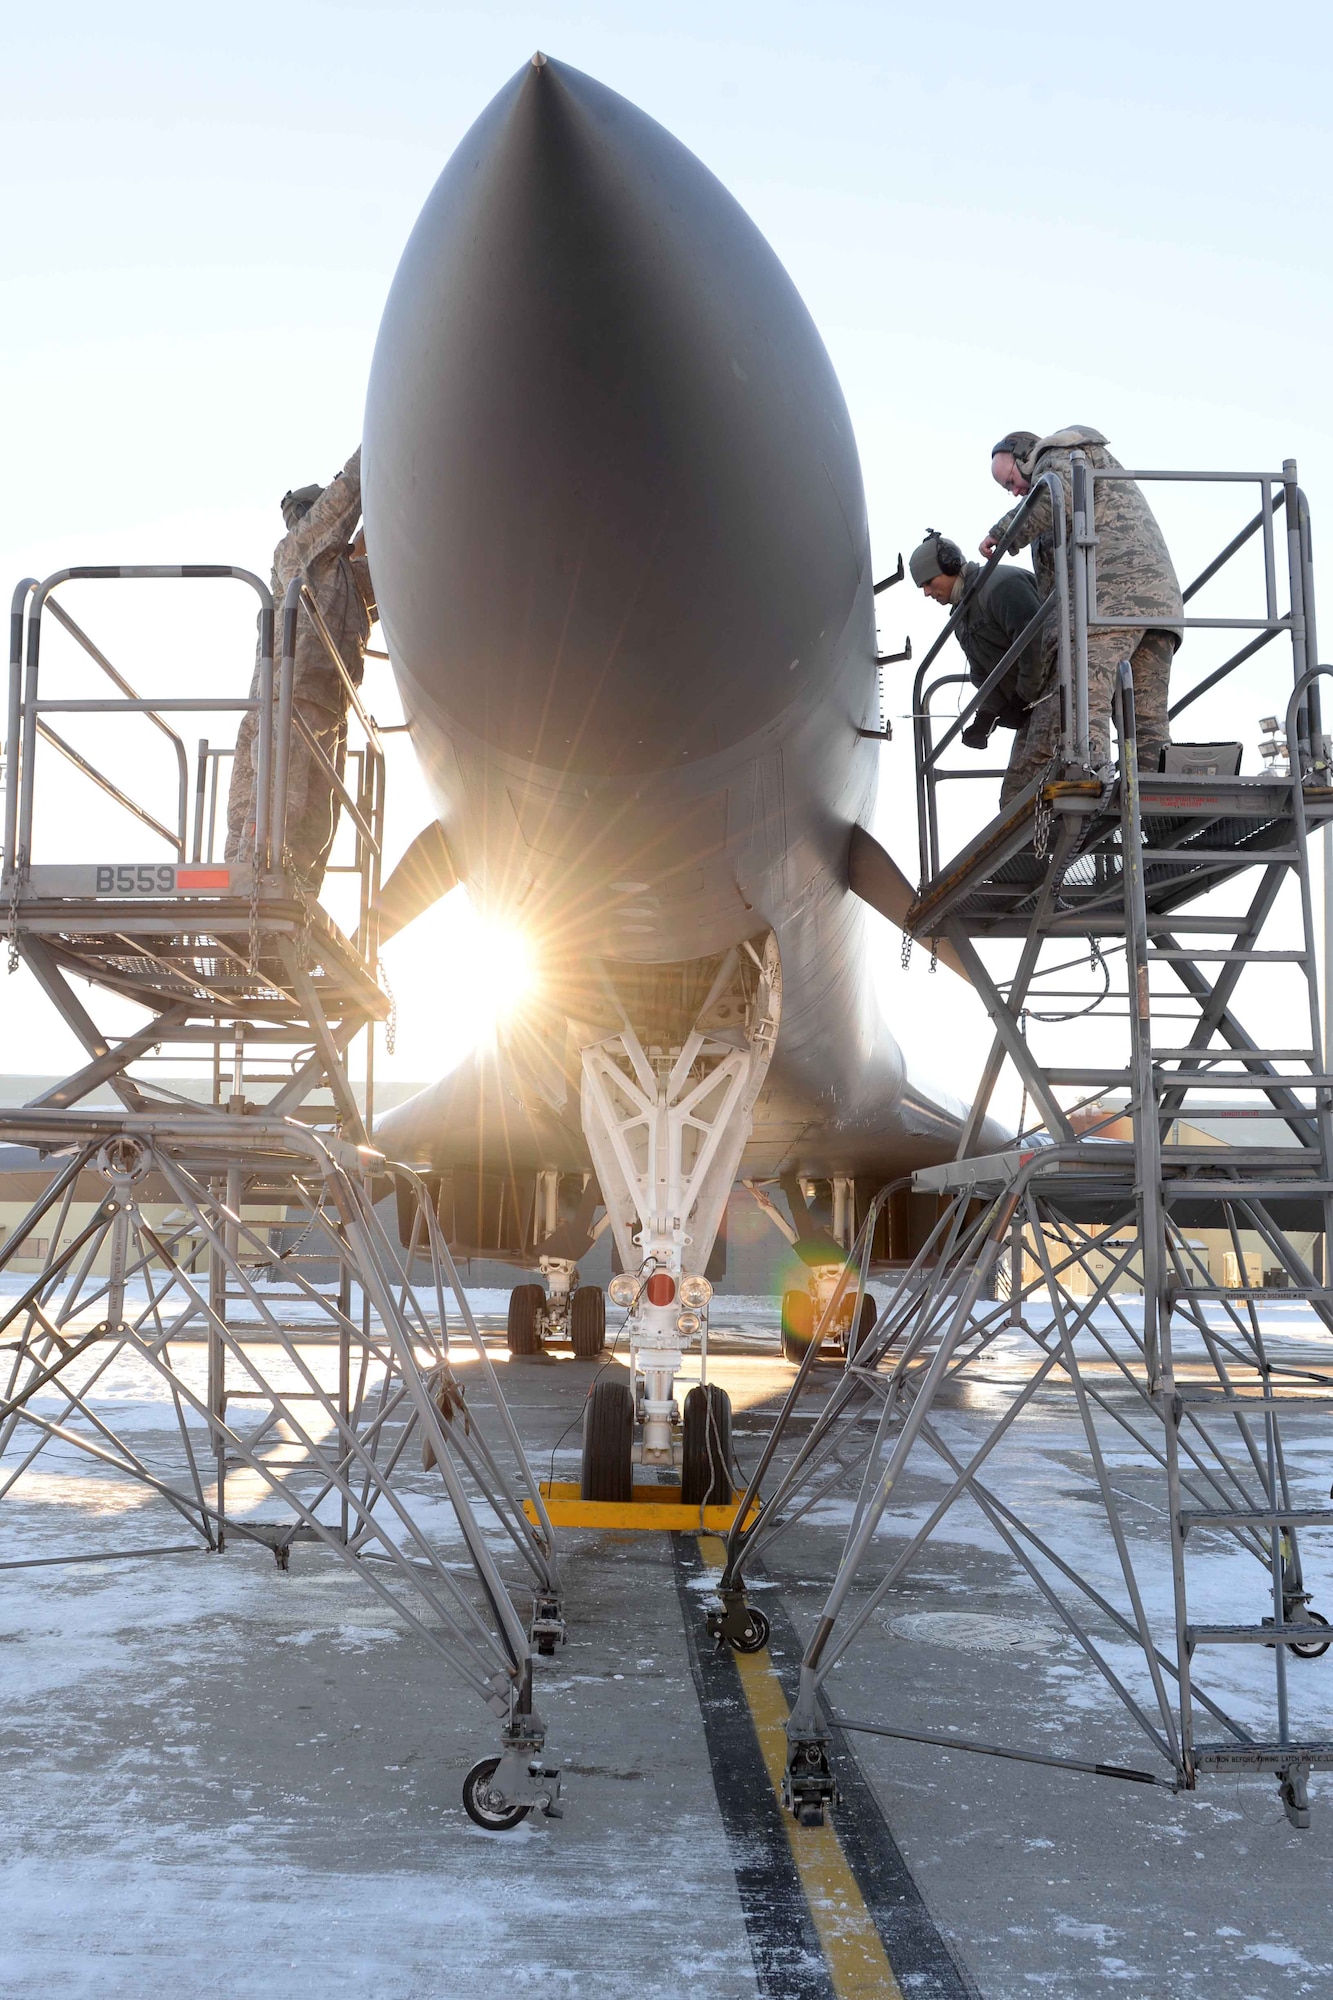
[961,718,994,750]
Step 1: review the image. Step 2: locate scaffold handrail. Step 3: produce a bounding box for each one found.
[5,565,276,886]
[910,457,1319,895]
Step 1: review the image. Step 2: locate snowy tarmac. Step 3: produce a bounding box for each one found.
[3,1291,1333,1997]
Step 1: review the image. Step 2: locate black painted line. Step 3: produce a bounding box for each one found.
[671,1532,836,2000]
[760,1578,983,2000]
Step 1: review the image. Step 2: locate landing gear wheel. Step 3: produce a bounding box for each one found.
[848,1293,878,1358]
[570,1285,606,1358]
[1292,1610,1331,1659]
[728,1606,770,1653]
[506,1283,544,1356]
[681,1383,733,1506]
[780,1288,814,1367]
[462,1755,531,1831]
[581,1377,633,1500]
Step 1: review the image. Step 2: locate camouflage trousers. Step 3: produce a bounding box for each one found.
[224,697,348,894]
[999,628,1174,806]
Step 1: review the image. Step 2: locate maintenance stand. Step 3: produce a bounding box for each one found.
[715,456,1333,1829]
[0,564,563,1831]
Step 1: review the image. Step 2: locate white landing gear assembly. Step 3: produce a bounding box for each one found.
[576,940,780,1507]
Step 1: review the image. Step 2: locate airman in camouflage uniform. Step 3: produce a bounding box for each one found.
[225,447,376,892]
[982,426,1182,804]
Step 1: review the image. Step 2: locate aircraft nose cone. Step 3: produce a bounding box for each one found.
[363,56,869,776]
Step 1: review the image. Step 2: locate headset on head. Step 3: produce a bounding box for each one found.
[921,527,964,578]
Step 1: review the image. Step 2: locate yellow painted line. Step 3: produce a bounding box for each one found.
[696,1535,903,2000]
[521,1483,759,1533]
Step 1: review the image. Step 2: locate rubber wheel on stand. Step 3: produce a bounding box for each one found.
[1292,1610,1331,1659]
[462,1755,531,1831]
[570,1285,606,1358]
[728,1606,770,1653]
[780,1288,814,1367]
[506,1282,544,1356]
[581,1377,633,1500]
[680,1383,733,1506]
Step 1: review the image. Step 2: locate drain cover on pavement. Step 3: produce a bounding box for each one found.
[887,1610,1062,1653]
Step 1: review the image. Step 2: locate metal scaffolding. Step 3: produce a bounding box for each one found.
[0,564,564,1829]
[715,456,1333,1828]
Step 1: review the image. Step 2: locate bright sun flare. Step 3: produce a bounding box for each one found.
[377,887,537,1077]
[470,915,536,1024]
[443,893,537,1037]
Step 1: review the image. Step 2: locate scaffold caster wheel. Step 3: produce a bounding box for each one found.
[1280,1765,1311,1831]
[462,1756,532,1831]
[727,1607,770,1654]
[1291,1610,1331,1660]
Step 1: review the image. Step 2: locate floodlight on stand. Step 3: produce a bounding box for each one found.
[679,1273,713,1308]
[1258,714,1288,775]
[608,1273,637,1308]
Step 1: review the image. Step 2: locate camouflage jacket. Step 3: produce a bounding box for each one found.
[265,447,376,709]
[989,426,1183,646]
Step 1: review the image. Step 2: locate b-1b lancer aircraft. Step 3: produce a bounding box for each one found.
[367,53,1001,1501]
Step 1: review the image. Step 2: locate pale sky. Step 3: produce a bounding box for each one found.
[2,0,1330,1104]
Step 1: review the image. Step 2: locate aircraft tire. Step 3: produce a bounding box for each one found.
[680,1383,732,1506]
[507,1282,545,1355]
[570,1285,606,1357]
[581,1378,633,1500]
[780,1288,814,1366]
[849,1292,878,1358]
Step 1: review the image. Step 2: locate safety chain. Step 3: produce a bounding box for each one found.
[901,877,929,971]
[247,866,262,977]
[5,852,23,975]
[1032,759,1059,859]
[380,964,398,1056]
